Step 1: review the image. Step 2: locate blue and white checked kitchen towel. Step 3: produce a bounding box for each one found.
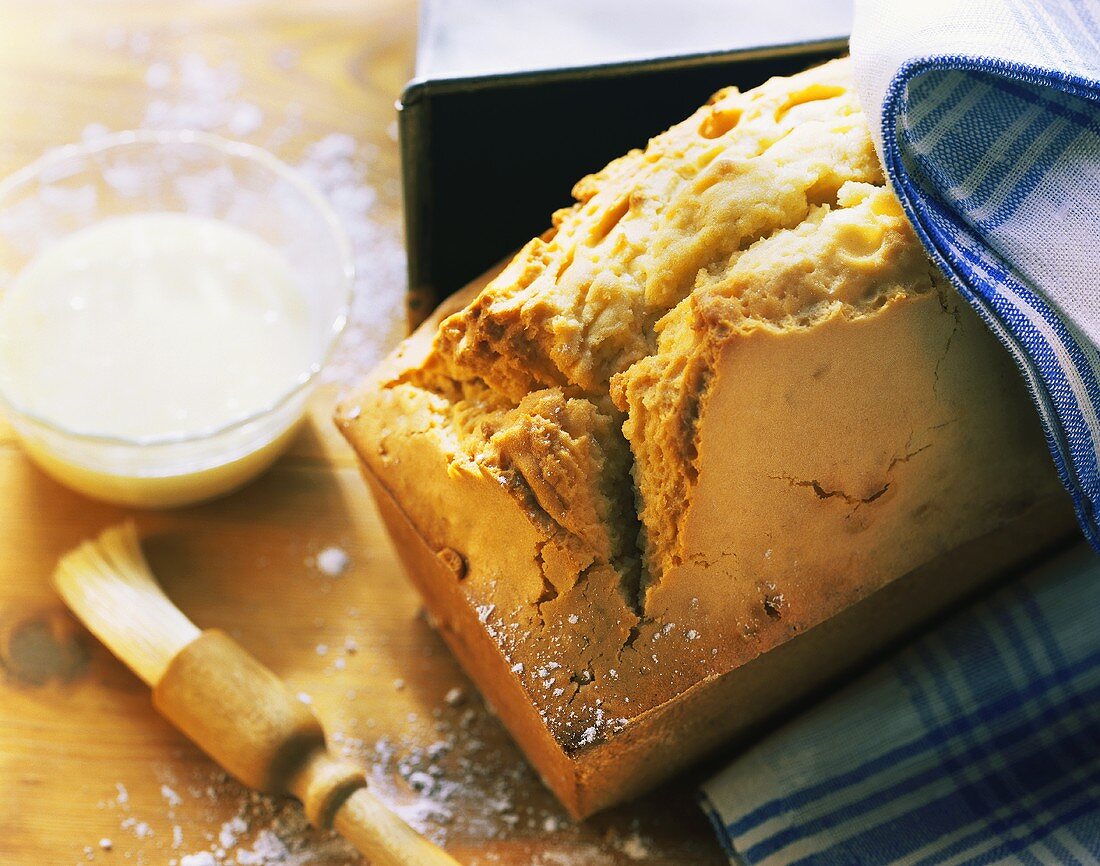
[700,2,1100,862]
[852,0,1100,547]
[700,545,1100,864]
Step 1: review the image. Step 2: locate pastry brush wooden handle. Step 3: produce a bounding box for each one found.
[153,630,461,866]
[333,787,463,866]
[291,754,463,866]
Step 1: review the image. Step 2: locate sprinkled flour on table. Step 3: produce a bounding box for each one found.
[84,675,675,864]
[63,25,693,866]
[79,49,407,388]
[314,547,350,578]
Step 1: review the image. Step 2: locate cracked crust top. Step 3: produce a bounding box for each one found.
[425,57,881,401]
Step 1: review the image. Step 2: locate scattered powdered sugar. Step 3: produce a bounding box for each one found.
[314,547,350,578]
[120,816,154,839]
[232,829,310,866]
[80,48,407,389]
[219,814,249,850]
[444,686,466,707]
[618,832,653,860]
[97,766,361,866]
[86,682,683,865]
[64,26,697,866]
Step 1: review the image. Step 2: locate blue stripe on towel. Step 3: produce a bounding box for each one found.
[702,547,1100,865]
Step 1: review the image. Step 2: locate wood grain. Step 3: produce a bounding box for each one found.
[0,2,726,864]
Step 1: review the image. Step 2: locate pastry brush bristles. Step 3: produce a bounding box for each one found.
[52,522,201,687]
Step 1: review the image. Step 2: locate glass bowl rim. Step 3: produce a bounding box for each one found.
[0,129,355,448]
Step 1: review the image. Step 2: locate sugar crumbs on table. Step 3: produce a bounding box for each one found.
[315,546,350,577]
[94,48,409,388]
[617,831,653,861]
[444,687,466,707]
[218,815,247,850]
[120,817,154,839]
[98,838,113,851]
[160,784,182,808]
[76,40,678,865]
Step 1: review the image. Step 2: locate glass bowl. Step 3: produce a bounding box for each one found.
[0,130,353,507]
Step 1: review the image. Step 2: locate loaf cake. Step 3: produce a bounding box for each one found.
[337,57,1075,816]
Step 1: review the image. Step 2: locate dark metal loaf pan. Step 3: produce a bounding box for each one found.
[399,0,851,324]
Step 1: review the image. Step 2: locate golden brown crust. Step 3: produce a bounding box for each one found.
[611,181,945,589]
[336,57,1070,813]
[427,57,881,401]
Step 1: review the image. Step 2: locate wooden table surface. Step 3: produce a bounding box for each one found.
[0,3,727,864]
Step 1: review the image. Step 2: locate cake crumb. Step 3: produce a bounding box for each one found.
[179,854,217,866]
[98,838,113,851]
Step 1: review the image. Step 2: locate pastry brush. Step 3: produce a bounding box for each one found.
[52,522,461,866]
